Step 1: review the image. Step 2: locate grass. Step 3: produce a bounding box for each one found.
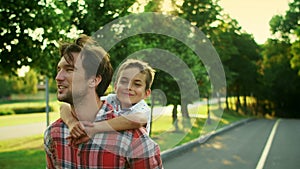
[0,134,45,169]
[0,96,250,168]
[0,112,60,127]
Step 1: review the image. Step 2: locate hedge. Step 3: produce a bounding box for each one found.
[0,106,54,116]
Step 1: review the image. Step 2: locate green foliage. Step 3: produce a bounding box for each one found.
[270,0,300,39]
[269,0,300,78]
[0,0,73,76]
[290,40,300,75]
[0,108,14,116]
[12,106,52,115]
[260,39,300,117]
[177,0,221,34]
[0,76,12,98]
[0,104,54,115]
[23,69,38,94]
[0,69,38,98]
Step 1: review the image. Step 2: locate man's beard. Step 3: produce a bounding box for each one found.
[57,91,73,105]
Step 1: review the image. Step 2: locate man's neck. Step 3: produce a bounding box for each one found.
[71,95,102,122]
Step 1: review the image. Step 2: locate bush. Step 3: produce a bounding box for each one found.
[13,106,53,114]
[0,106,54,116]
[0,109,15,116]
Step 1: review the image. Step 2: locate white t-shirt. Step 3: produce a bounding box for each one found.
[101,94,151,134]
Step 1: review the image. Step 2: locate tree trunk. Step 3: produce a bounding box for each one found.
[217,92,222,109]
[243,95,247,108]
[236,94,240,112]
[172,104,179,131]
[225,95,229,110]
[243,95,248,114]
[181,102,191,128]
[207,96,211,124]
[181,102,190,118]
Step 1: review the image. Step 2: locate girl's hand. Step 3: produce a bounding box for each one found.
[69,121,86,138]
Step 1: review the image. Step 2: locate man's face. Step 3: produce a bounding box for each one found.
[55,53,88,104]
[114,67,150,108]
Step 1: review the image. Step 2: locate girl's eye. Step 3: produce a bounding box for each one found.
[135,83,142,87]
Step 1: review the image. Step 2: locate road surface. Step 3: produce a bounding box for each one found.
[163,118,300,169]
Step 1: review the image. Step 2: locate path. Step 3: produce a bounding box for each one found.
[0,122,47,140]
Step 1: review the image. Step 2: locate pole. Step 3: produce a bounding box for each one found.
[150,94,154,137]
[45,77,50,127]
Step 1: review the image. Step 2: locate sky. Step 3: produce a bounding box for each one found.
[219,0,290,44]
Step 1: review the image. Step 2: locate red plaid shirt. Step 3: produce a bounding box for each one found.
[44,101,163,169]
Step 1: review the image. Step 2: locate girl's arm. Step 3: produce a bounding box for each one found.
[92,112,147,132]
[71,113,148,145]
[60,103,86,138]
[60,102,148,139]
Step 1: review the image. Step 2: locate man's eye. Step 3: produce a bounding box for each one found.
[120,80,128,84]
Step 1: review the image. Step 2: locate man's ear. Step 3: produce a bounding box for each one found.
[89,76,102,87]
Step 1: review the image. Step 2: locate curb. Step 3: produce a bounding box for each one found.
[161,118,256,161]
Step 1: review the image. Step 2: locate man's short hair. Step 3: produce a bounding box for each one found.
[59,34,113,97]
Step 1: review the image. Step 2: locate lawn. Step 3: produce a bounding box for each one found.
[0,98,249,169]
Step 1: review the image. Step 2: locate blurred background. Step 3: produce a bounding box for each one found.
[0,0,299,168]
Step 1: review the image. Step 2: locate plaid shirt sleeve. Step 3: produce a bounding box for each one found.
[44,130,55,169]
[44,119,61,169]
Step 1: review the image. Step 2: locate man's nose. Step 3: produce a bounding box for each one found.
[127,82,133,90]
[55,70,65,81]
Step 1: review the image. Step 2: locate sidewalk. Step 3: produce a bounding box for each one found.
[0,122,47,140]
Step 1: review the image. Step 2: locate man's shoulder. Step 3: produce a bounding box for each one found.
[48,118,64,128]
[44,118,67,136]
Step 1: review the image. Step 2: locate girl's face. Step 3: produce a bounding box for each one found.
[114,67,151,108]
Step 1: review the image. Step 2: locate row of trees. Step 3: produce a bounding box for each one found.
[1,0,299,118]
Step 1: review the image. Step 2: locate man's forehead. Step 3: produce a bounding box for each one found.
[58,52,81,67]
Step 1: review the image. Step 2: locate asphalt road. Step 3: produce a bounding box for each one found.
[163,118,300,169]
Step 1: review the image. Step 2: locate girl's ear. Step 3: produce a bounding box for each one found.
[144,89,151,98]
[113,82,117,92]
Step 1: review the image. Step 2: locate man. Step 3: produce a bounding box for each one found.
[44,34,163,169]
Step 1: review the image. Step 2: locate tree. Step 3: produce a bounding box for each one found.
[270,0,300,75]
[270,0,300,40]
[23,69,38,94]
[153,0,224,125]
[260,39,300,117]
[67,0,136,35]
[0,0,136,77]
[0,76,12,98]
[0,0,73,76]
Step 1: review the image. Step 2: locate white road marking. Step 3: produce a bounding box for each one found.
[256,119,280,169]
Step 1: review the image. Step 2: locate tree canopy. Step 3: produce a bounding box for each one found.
[1,0,300,118]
